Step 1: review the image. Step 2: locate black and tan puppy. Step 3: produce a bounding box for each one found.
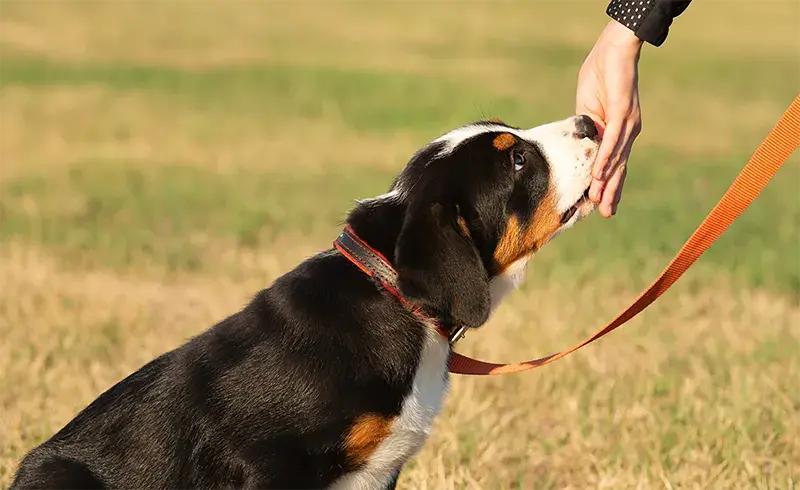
[11,115,601,490]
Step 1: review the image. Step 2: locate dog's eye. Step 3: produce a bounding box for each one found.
[512,151,525,171]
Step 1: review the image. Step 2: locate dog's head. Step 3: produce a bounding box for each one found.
[359,115,601,332]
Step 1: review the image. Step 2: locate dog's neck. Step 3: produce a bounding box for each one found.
[341,191,526,336]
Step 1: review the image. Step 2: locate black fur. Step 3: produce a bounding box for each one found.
[10,122,552,489]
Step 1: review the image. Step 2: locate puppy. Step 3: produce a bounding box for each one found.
[10,115,600,490]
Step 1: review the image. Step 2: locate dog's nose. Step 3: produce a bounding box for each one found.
[575,115,598,140]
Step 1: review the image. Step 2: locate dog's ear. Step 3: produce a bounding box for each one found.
[394,201,491,330]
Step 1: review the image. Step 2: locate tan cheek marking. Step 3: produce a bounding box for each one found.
[493,133,517,151]
[523,189,563,251]
[488,117,505,124]
[584,147,594,159]
[344,414,394,468]
[493,188,562,273]
[493,214,522,271]
[456,216,471,238]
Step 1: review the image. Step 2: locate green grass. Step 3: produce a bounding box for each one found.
[0,57,526,133]
[1,54,798,292]
[2,49,797,137]
[1,160,395,271]
[2,149,797,292]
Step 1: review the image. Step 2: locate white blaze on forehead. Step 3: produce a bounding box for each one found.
[432,123,527,158]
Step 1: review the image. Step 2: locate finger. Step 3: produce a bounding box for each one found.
[589,177,604,203]
[606,162,628,216]
[592,119,624,181]
[589,118,628,203]
[597,161,627,218]
[611,163,628,213]
[598,130,637,217]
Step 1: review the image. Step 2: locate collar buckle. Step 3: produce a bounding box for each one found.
[449,325,468,345]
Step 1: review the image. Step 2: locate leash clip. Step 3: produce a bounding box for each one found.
[449,325,468,345]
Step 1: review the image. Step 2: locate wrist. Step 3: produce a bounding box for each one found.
[602,20,644,54]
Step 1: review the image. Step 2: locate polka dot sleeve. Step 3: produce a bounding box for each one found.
[606,0,693,47]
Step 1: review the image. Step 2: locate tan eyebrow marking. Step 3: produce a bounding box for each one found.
[493,133,517,151]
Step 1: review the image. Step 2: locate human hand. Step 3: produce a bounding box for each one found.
[576,20,644,217]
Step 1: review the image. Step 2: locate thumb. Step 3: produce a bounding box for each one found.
[592,119,622,180]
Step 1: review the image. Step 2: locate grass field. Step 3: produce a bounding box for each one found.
[1,1,799,488]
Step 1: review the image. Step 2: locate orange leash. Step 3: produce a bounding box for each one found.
[449,94,800,376]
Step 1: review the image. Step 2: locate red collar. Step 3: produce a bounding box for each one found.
[333,225,467,344]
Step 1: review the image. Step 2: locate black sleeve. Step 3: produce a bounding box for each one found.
[606,0,693,47]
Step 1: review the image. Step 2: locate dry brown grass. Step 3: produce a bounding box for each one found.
[0,1,602,70]
[1,242,797,488]
[2,1,796,68]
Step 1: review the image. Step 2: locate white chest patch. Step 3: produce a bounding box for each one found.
[329,329,450,490]
[489,255,530,313]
